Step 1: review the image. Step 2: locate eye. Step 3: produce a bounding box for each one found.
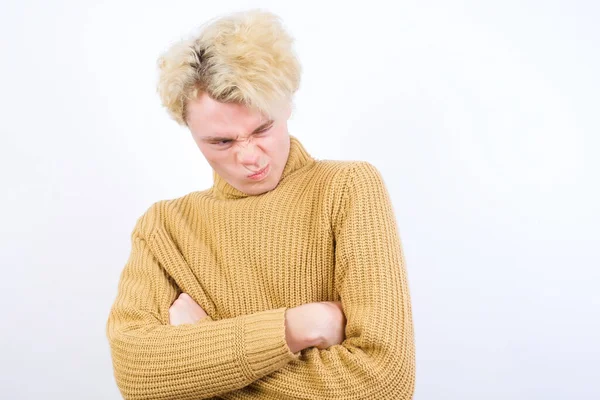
[255,124,273,135]
[211,139,233,148]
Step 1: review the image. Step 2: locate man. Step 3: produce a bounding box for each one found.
[106,9,415,400]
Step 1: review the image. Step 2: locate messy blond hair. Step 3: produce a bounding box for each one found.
[156,10,301,126]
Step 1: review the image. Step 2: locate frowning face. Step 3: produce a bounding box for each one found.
[186,92,292,195]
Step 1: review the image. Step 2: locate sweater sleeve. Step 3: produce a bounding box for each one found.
[220,162,416,399]
[106,208,300,400]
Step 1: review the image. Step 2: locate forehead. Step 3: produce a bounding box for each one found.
[186,93,265,137]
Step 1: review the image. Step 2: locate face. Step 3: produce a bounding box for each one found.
[186,92,292,196]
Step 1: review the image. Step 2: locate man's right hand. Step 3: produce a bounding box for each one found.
[169,293,209,326]
[284,301,347,353]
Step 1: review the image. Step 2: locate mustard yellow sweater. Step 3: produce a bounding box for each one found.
[106,136,415,399]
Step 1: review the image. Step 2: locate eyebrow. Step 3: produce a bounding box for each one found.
[201,120,274,142]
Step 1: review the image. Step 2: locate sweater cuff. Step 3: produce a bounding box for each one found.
[239,307,300,379]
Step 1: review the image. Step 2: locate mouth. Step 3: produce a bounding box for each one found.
[247,164,270,181]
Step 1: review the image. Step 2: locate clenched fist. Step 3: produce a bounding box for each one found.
[285,301,347,353]
[169,293,209,326]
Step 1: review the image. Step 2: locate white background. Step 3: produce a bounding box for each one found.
[1,0,599,399]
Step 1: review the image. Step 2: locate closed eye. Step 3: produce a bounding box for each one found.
[255,123,274,135]
[210,139,234,147]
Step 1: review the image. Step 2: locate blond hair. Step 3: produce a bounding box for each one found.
[156,10,301,126]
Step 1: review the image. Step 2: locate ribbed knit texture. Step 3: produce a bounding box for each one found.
[106,136,415,399]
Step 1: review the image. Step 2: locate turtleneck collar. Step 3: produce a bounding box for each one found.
[211,135,315,200]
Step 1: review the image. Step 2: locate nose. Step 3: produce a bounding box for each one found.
[236,139,261,167]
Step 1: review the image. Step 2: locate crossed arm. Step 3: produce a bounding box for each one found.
[106,163,415,399]
[169,293,347,354]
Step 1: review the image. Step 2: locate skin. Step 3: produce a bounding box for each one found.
[168,92,347,353]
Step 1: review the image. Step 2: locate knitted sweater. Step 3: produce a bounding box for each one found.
[106,136,415,399]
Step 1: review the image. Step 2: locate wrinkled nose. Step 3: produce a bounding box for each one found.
[236,140,261,167]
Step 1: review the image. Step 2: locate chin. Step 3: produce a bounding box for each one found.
[242,176,281,195]
[246,182,277,195]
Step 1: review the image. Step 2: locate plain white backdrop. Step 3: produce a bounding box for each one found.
[1,0,599,399]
